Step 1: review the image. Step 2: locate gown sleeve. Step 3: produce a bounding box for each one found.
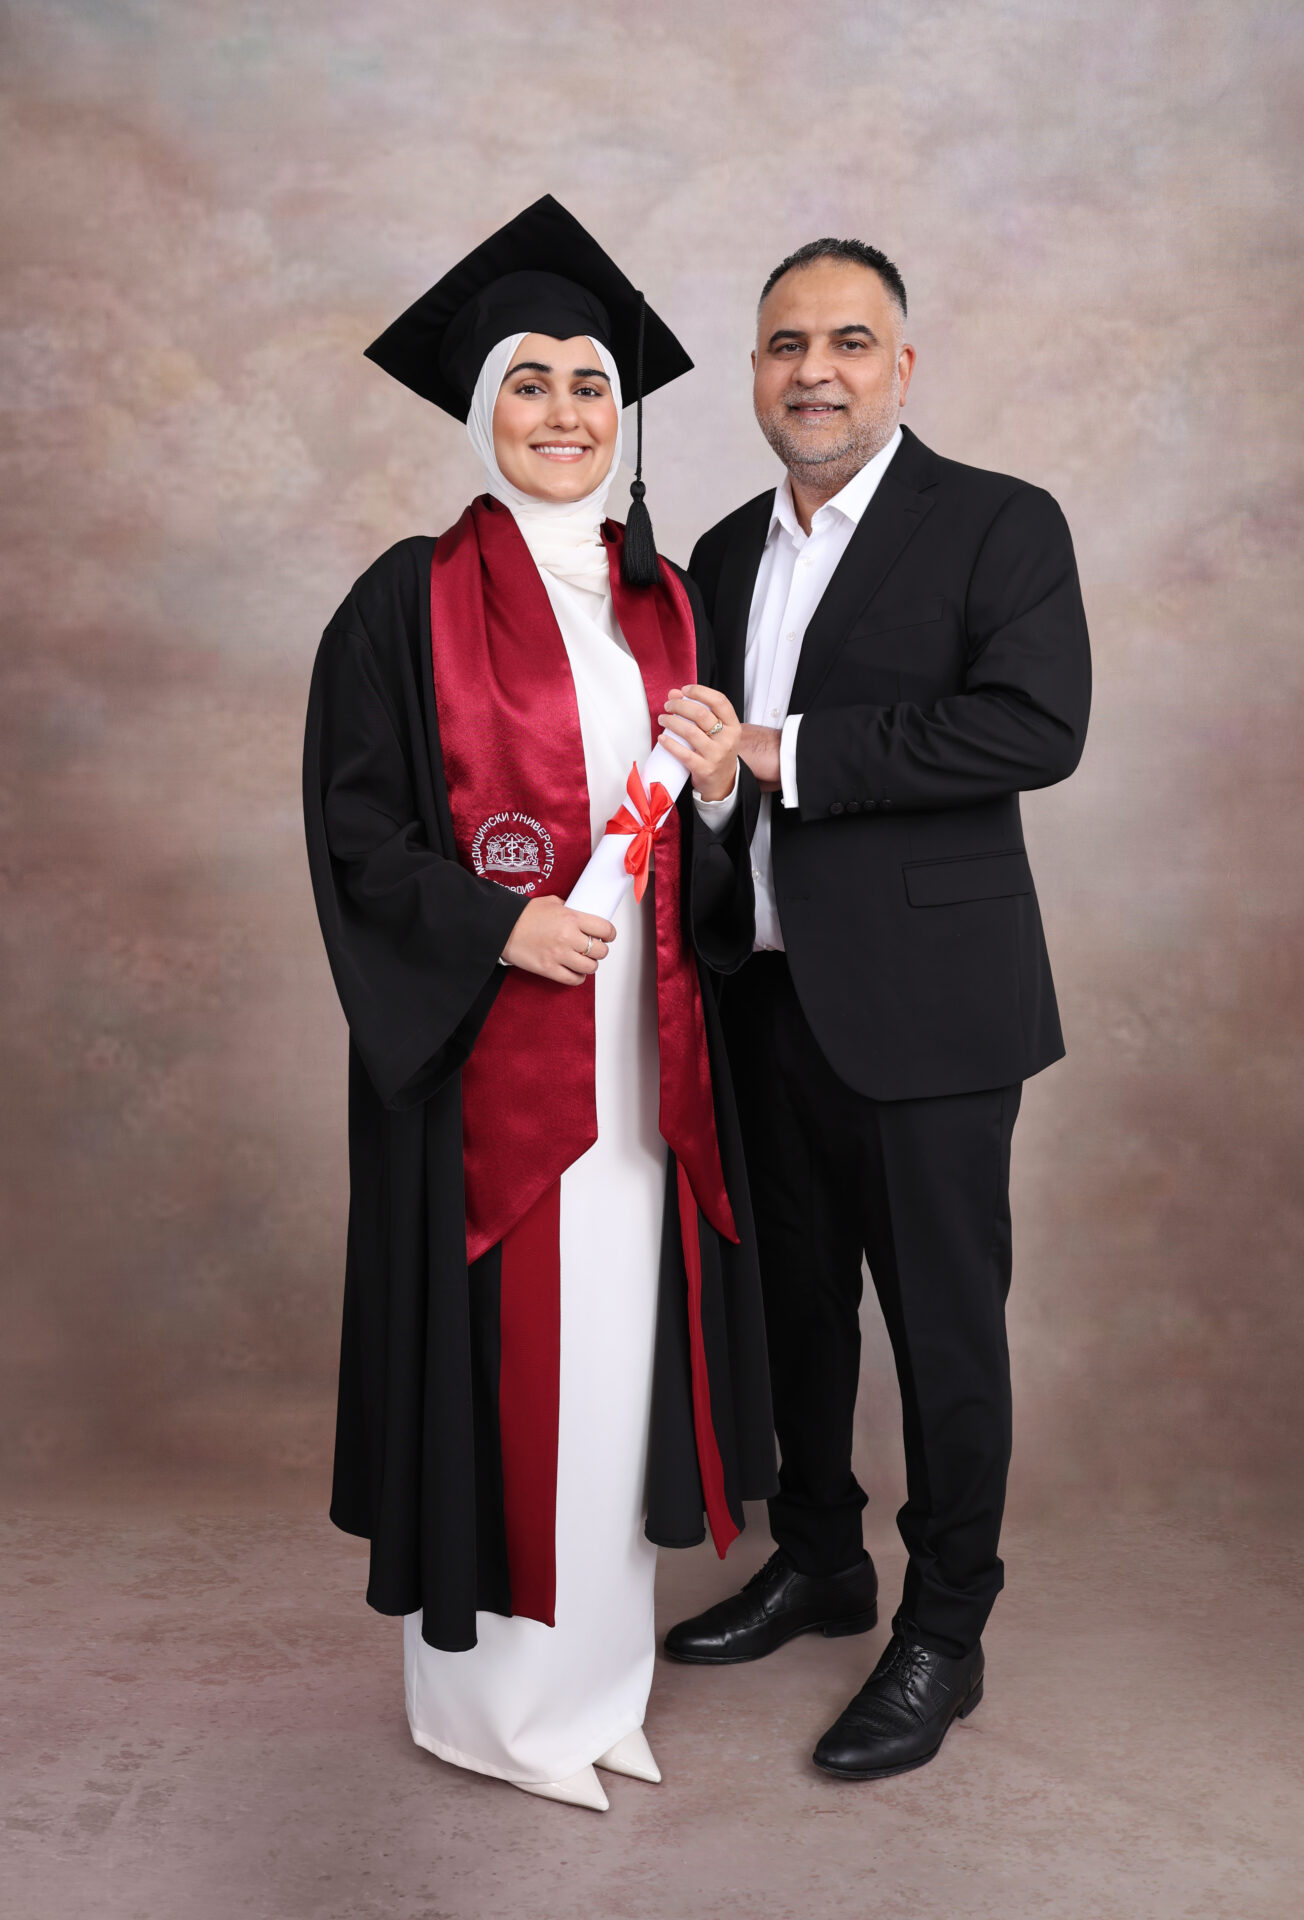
[303,621,528,1108]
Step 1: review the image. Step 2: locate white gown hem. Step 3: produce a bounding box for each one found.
[411,1715,647,1788]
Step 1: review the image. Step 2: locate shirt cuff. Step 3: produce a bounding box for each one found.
[692,763,740,829]
[779,714,802,808]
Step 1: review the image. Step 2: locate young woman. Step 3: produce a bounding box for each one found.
[303,197,774,1811]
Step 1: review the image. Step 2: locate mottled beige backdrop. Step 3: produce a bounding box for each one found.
[3,1,1301,1528]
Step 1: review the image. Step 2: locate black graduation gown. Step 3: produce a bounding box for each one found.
[303,533,777,1651]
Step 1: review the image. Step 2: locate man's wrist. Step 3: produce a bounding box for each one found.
[739,723,783,792]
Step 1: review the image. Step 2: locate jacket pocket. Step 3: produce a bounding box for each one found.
[903,850,1033,908]
[854,595,944,638]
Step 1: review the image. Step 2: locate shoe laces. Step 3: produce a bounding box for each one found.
[883,1636,931,1690]
[743,1549,788,1591]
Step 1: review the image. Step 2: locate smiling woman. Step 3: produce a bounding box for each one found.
[491,337,620,500]
[302,195,774,1817]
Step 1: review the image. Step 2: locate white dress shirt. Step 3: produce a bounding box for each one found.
[696,426,903,950]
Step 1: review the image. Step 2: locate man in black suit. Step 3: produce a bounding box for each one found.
[665,239,1090,1780]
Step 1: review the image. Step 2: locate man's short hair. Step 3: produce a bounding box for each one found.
[759,238,908,320]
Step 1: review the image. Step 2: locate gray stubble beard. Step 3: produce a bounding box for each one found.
[758,383,900,501]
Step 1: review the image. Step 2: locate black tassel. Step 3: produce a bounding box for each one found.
[620,292,661,588]
[621,478,659,588]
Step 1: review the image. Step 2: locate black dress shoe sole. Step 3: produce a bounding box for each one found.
[664,1602,878,1666]
[812,1677,983,1780]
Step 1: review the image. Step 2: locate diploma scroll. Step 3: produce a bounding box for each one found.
[565,742,687,919]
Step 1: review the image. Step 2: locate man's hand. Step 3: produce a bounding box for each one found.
[658,684,741,802]
[501,897,616,984]
[739,723,783,792]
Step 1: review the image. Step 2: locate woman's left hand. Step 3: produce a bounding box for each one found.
[658,683,741,804]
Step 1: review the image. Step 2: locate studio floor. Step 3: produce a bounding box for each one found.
[2,1496,1299,1920]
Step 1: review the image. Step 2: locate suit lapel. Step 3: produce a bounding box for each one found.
[789,428,940,713]
[713,495,772,713]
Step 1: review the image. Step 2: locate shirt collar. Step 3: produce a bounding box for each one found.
[768,424,904,544]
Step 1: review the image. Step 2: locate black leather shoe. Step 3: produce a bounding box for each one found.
[663,1549,878,1665]
[813,1626,984,1780]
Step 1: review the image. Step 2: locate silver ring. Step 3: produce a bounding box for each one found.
[707,718,724,737]
[584,935,594,957]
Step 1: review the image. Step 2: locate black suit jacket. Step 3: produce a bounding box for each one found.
[689,425,1091,1102]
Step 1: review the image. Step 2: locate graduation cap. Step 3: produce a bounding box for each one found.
[365,194,692,586]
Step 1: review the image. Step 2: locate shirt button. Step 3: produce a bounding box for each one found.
[751,867,762,880]
[770,707,781,718]
[785,631,796,642]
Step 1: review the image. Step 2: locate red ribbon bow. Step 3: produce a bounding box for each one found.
[605,762,674,903]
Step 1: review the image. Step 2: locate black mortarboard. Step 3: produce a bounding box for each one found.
[365,194,692,585]
[364,194,691,424]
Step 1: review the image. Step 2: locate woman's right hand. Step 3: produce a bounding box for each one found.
[500,896,616,984]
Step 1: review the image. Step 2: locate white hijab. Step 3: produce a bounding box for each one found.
[465,331,623,595]
[464,332,650,840]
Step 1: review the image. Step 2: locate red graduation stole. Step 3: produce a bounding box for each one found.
[429,496,739,1624]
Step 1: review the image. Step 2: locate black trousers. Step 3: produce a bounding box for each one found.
[720,953,1021,1658]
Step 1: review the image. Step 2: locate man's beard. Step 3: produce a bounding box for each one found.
[758,383,899,489]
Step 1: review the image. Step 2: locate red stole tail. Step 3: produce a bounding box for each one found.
[429,499,740,1623]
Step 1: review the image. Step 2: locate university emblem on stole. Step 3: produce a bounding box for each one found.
[470,810,556,895]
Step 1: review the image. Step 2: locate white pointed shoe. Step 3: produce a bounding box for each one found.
[595,1727,661,1783]
[514,1765,609,1812]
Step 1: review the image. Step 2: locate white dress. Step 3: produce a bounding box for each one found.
[404,563,665,1786]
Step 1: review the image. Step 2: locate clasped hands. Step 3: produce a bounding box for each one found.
[501,682,743,985]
